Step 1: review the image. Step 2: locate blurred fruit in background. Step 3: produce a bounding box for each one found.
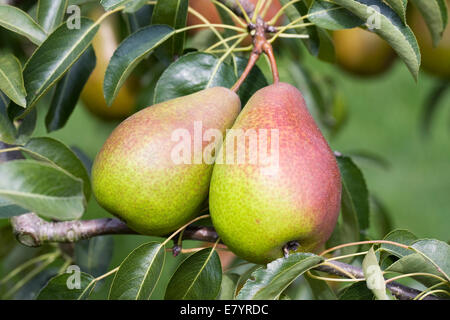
[187,0,284,45]
[81,8,137,120]
[333,28,396,77]
[408,1,450,79]
[187,0,222,31]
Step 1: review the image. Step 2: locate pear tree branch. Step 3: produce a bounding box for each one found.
[10,213,219,247]
[9,213,442,300]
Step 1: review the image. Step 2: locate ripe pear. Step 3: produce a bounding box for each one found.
[81,8,137,120]
[334,28,396,77]
[92,87,241,235]
[209,83,341,264]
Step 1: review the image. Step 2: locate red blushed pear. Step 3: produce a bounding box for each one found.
[209,82,341,265]
[91,87,241,236]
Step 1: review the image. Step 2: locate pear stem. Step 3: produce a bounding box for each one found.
[231,51,260,92]
[262,41,280,84]
[230,16,280,91]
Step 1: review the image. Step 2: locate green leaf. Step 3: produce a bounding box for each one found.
[109,242,165,300]
[123,4,153,33]
[336,154,369,230]
[216,2,237,38]
[306,272,338,300]
[236,253,324,300]
[368,196,393,240]
[0,52,26,107]
[280,0,320,57]
[22,18,99,111]
[234,264,260,297]
[219,273,240,300]
[234,56,268,106]
[0,5,47,45]
[45,46,96,132]
[362,246,389,300]
[70,146,93,174]
[0,197,28,219]
[165,248,222,300]
[0,159,85,220]
[328,154,368,261]
[308,1,364,30]
[103,24,174,106]
[15,106,37,145]
[333,186,360,258]
[37,272,94,300]
[386,253,447,287]
[410,0,448,46]
[154,52,236,103]
[69,0,98,4]
[411,239,450,282]
[339,281,374,300]
[151,0,188,58]
[14,267,60,300]
[0,225,18,260]
[381,229,417,258]
[101,0,133,11]
[21,137,91,200]
[278,293,292,300]
[37,0,68,33]
[75,236,114,277]
[0,92,17,144]
[332,0,421,80]
[124,0,149,13]
[386,0,408,22]
[317,28,337,63]
[134,58,166,110]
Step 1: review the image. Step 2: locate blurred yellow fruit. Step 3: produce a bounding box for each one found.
[408,1,450,79]
[81,8,137,120]
[333,28,396,77]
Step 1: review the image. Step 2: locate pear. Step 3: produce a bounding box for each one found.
[81,8,137,119]
[333,28,395,77]
[92,87,241,235]
[209,83,341,264]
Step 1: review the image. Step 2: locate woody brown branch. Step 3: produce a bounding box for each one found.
[10,213,442,300]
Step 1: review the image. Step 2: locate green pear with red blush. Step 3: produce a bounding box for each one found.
[209,82,341,264]
[91,87,241,236]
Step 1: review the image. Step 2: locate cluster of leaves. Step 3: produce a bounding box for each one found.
[0,0,449,300]
[1,224,448,300]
